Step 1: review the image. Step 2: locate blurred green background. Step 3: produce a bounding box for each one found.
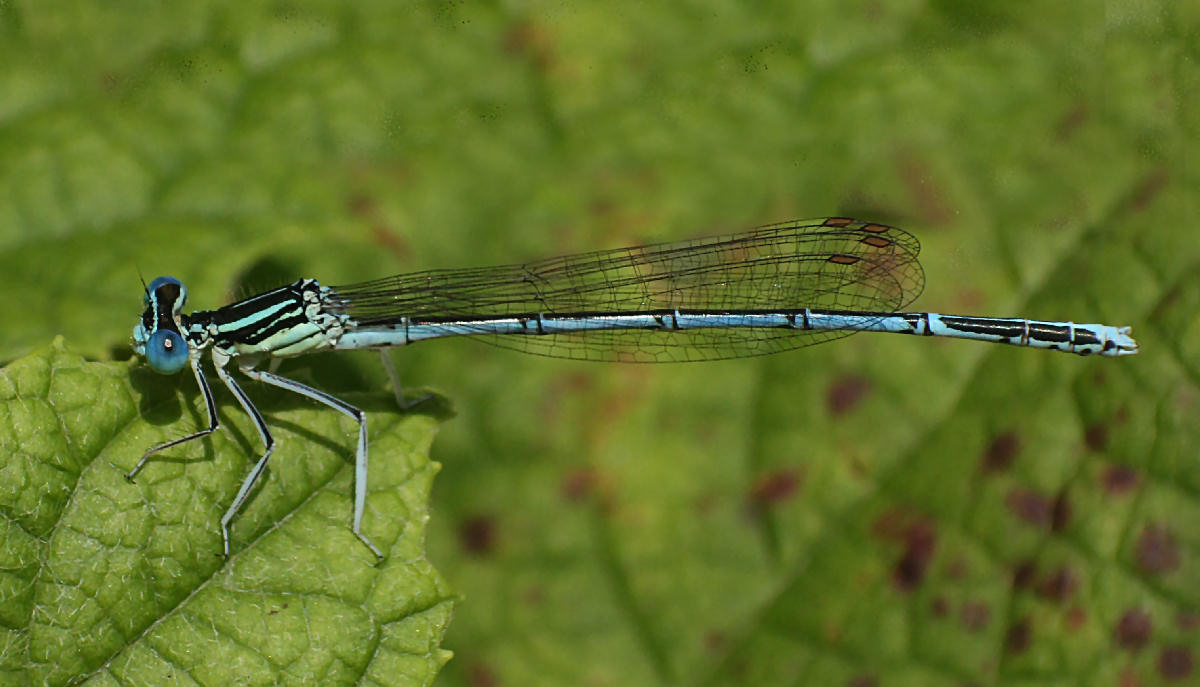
[2,1,1198,685]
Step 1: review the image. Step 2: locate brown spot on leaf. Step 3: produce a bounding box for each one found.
[469,661,500,687]
[347,193,375,217]
[1084,423,1109,452]
[846,676,878,687]
[561,467,598,503]
[930,596,949,617]
[557,370,595,394]
[1136,525,1181,576]
[981,432,1020,473]
[704,631,725,651]
[1119,667,1144,687]
[827,375,871,416]
[871,508,938,592]
[1115,608,1152,651]
[747,469,802,507]
[896,523,937,591]
[961,601,991,631]
[1005,487,1053,529]
[894,542,935,591]
[1036,566,1078,603]
[1066,605,1087,631]
[1102,464,1140,495]
[1005,617,1032,655]
[1159,646,1194,681]
[1012,559,1037,589]
[459,514,497,556]
[503,20,555,70]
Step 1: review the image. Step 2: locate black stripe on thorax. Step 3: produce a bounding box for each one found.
[213,283,306,325]
[188,281,313,346]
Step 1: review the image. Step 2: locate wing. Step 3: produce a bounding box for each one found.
[330,217,924,362]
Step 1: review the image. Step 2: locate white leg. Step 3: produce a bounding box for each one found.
[212,355,276,559]
[240,365,384,563]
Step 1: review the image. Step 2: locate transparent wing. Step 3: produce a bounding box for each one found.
[330,217,925,362]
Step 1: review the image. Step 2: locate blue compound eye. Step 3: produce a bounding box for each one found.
[145,329,189,374]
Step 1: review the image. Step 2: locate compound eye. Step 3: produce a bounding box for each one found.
[145,329,189,374]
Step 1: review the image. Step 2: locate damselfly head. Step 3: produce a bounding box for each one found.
[134,276,191,374]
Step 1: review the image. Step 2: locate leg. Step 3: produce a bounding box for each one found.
[240,365,384,563]
[378,349,432,409]
[212,358,276,559]
[126,355,219,482]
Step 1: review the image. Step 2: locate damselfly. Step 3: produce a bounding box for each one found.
[129,217,1138,561]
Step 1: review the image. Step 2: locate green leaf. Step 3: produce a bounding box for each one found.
[0,339,454,686]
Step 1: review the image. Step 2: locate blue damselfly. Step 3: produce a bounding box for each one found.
[130,217,1138,561]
